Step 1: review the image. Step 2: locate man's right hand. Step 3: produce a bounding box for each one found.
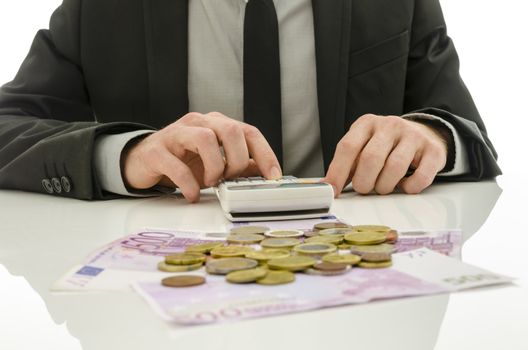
[122,112,282,202]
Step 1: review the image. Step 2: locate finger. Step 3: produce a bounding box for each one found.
[323,122,372,196]
[398,150,443,194]
[374,140,417,195]
[238,159,262,178]
[200,113,250,179]
[350,129,397,194]
[156,149,201,202]
[242,124,282,180]
[169,126,226,187]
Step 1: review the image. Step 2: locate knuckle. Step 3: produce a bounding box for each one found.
[359,149,379,165]
[352,176,372,195]
[337,138,357,153]
[386,153,408,171]
[226,158,250,177]
[196,128,217,144]
[384,115,402,127]
[244,124,262,139]
[180,112,202,124]
[224,121,243,137]
[207,111,225,119]
[375,184,394,196]
[413,170,434,189]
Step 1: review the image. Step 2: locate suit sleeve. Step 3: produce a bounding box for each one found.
[0,0,154,199]
[404,0,502,180]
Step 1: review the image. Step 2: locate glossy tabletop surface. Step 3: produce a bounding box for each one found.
[1,175,527,350]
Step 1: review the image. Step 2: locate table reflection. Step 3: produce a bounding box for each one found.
[0,181,501,350]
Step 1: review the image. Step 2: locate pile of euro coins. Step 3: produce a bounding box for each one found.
[159,222,398,288]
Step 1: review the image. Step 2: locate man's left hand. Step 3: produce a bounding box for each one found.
[323,114,448,196]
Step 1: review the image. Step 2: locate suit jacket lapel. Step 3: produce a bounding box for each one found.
[143,0,189,126]
[312,0,352,170]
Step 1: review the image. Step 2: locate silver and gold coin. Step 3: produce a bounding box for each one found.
[245,249,291,262]
[352,225,391,233]
[322,253,361,266]
[267,255,317,272]
[260,237,301,249]
[319,228,354,236]
[230,226,270,235]
[226,233,264,245]
[165,253,206,265]
[305,235,343,245]
[210,245,254,258]
[264,229,304,238]
[350,244,394,262]
[293,242,337,256]
[344,231,386,245]
[357,260,393,269]
[256,270,295,285]
[157,261,203,273]
[206,257,258,275]
[185,242,224,254]
[314,222,351,230]
[226,268,268,284]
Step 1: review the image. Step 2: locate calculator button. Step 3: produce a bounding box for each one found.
[235,177,249,183]
[281,176,297,180]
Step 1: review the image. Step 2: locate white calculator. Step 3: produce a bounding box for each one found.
[214,176,334,222]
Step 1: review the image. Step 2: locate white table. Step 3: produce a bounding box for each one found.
[1,178,526,350]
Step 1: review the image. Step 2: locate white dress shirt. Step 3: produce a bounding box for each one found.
[94,0,468,196]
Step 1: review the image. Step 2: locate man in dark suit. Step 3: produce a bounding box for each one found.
[0,0,501,202]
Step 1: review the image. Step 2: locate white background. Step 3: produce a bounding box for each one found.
[0,1,527,349]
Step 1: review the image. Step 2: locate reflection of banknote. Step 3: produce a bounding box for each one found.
[133,248,512,326]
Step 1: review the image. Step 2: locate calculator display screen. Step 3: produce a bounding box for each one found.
[227,183,329,191]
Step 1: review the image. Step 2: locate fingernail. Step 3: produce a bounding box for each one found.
[270,166,282,180]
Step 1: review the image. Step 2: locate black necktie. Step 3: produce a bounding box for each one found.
[243,0,283,165]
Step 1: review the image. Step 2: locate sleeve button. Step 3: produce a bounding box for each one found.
[61,176,72,193]
[41,179,54,194]
[51,178,62,193]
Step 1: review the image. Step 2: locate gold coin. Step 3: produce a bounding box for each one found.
[245,249,291,262]
[352,225,391,233]
[230,226,270,235]
[304,267,350,276]
[206,257,258,275]
[256,270,295,285]
[260,237,301,249]
[357,260,393,269]
[314,222,351,230]
[319,228,354,236]
[293,243,337,256]
[264,229,304,238]
[226,268,268,283]
[313,261,347,271]
[158,261,203,272]
[344,231,386,245]
[210,245,254,258]
[338,243,352,250]
[305,235,343,245]
[350,244,394,262]
[226,233,264,244]
[165,253,206,265]
[185,242,224,254]
[267,256,317,272]
[161,275,206,288]
[322,253,361,266]
[303,230,320,238]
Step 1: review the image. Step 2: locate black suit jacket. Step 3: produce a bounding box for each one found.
[0,0,501,199]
